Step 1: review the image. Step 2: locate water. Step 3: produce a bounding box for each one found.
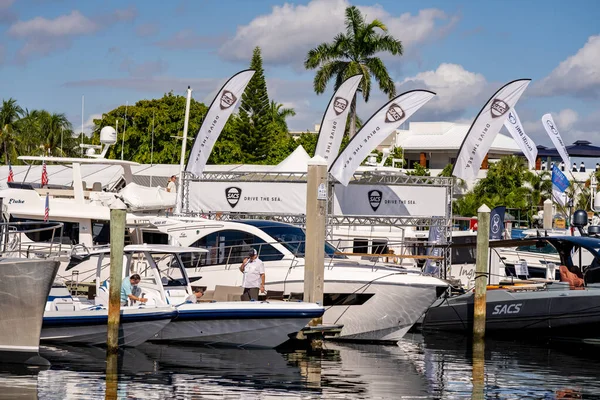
[2,333,600,399]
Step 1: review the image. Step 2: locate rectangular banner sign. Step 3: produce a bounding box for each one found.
[188,181,307,214]
[333,184,447,216]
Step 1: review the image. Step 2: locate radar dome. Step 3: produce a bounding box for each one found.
[100,126,117,145]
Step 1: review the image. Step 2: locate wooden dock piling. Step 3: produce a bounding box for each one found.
[304,156,327,326]
[107,202,127,354]
[473,204,490,340]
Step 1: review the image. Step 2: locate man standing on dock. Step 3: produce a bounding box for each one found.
[239,249,265,301]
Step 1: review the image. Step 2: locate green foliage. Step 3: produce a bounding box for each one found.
[406,163,430,176]
[0,98,79,164]
[305,5,403,137]
[453,156,554,223]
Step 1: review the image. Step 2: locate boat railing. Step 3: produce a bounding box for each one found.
[191,237,443,273]
[0,221,65,260]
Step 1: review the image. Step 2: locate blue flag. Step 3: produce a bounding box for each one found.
[551,165,569,192]
[489,206,506,240]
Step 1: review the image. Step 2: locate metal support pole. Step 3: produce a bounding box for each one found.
[176,87,192,215]
[473,204,490,340]
[304,156,327,325]
[107,202,127,354]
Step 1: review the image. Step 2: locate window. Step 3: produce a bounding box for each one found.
[92,221,110,245]
[372,240,388,255]
[142,231,169,245]
[9,216,78,244]
[190,229,284,266]
[353,239,369,254]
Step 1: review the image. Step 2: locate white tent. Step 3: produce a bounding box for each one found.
[269,145,311,173]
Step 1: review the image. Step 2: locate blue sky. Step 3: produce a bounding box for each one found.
[0,0,599,154]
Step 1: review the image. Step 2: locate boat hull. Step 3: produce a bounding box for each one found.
[42,307,175,347]
[0,258,59,364]
[152,302,324,348]
[422,285,600,341]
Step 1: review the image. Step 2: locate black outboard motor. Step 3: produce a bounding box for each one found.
[572,209,589,236]
[588,225,600,237]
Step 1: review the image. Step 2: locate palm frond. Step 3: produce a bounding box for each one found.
[365,57,396,98]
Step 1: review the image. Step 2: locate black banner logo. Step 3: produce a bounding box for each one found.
[368,190,382,212]
[225,187,241,208]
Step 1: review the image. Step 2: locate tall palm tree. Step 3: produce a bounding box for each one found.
[304,6,403,138]
[41,111,72,156]
[0,98,24,164]
[269,101,296,132]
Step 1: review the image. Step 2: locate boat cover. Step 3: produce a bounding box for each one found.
[119,182,176,211]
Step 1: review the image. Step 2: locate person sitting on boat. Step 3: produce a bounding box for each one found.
[239,248,265,301]
[121,273,148,306]
[185,287,204,303]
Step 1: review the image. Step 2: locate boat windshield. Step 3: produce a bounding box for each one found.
[515,242,558,254]
[248,223,344,259]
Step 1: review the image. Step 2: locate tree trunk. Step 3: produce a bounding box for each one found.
[349,94,357,139]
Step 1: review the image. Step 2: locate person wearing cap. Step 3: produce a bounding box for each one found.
[239,248,265,301]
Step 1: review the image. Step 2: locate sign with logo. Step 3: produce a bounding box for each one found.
[333,97,348,115]
[490,99,509,118]
[542,113,570,168]
[503,109,537,169]
[330,90,436,186]
[368,190,382,211]
[333,184,447,216]
[225,187,241,208]
[189,181,306,214]
[219,90,237,110]
[186,70,255,177]
[385,103,405,123]
[452,79,531,182]
[314,75,363,167]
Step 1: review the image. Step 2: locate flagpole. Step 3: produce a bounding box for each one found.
[81,95,84,157]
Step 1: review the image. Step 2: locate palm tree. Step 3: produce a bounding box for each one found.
[0,98,24,164]
[41,111,72,156]
[304,6,403,138]
[268,101,296,132]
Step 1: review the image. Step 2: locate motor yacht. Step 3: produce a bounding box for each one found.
[146,217,448,342]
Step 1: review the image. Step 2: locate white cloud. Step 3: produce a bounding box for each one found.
[398,63,488,120]
[555,109,579,130]
[9,10,97,37]
[0,0,16,24]
[532,35,600,99]
[521,107,600,146]
[219,0,457,66]
[7,8,137,63]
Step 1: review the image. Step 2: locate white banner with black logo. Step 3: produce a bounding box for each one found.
[452,79,531,182]
[186,70,255,177]
[504,109,537,169]
[188,181,307,214]
[333,184,447,216]
[542,113,570,168]
[314,75,363,167]
[330,90,436,186]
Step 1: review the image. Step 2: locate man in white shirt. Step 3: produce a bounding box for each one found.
[167,175,177,192]
[239,248,265,301]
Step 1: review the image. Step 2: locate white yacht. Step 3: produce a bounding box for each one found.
[92,244,324,348]
[145,217,449,342]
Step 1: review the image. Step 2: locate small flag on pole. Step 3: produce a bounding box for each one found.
[41,160,48,186]
[44,193,50,222]
[7,162,14,183]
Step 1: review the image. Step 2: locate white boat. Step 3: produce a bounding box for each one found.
[0,221,61,364]
[42,285,176,347]
[146,217,449,342]
[91,244,325,348]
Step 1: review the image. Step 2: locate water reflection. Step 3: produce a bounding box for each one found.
[0,335,598,399]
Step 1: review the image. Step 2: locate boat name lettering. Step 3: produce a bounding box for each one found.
[8,198,24,204]
[492,303,522,315]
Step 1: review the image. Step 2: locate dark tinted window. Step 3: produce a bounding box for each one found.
[190,229,284,266]
[353,239,368,254]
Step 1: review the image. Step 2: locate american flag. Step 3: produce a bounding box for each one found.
[41,160,48,186]
[44,192,50,222]
[7,162,14,183]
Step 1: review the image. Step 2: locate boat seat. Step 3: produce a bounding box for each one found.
[265,290,285,300]
[201,290,215,300]
[559,265,584,289]
[213,285,243,302]
[52,297,77,311]
[95,280,109,306]
[92,182,102,191]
